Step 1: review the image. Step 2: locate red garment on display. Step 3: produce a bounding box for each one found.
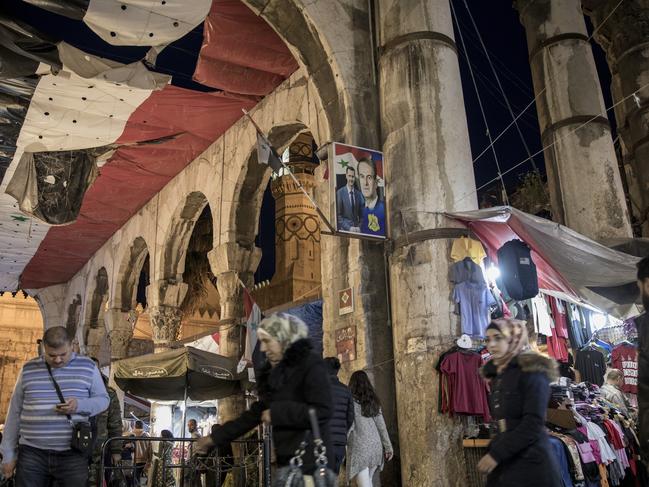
[611,344,638,394]
[439,350,491,421]
[549,297,569,339]
[547,335,569,363]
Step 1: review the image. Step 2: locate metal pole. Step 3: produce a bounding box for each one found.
[262,424,271,487]
[180,383,188,487]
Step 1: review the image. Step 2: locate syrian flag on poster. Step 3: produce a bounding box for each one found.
[237,288,262,374]
[334,143,384,190]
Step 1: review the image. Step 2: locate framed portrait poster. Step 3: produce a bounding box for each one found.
[331,142,386,239]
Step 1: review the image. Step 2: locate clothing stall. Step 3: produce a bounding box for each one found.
[441,207,646,487]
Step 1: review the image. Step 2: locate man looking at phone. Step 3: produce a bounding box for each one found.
[0,326,109,487]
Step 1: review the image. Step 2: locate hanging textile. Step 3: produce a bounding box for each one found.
[575,347,607,386]
[437,348,490,421]
[451,236,486,265]
[611,343,638,395]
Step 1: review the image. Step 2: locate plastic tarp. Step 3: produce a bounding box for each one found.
[193,0,298,96]
[20,88,256,289]
[283,300,324,355]
[446,206,641,318]
[113,346,245,401]
[24,0,211,47]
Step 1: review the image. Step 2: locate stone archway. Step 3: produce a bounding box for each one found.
[65,294,82,339]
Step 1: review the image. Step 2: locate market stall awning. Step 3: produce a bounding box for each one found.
[113,346,245,401]
[446,206,642,318]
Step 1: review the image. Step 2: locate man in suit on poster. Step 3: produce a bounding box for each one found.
[358,157,386,237]
[336,166,364,232]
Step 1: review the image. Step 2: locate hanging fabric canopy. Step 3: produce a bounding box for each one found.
[113,346,245,401]
[446,206,642,318]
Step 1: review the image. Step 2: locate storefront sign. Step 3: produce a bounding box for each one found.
[335,326,357,363]
[131,366,168,378]
[338,287,354,315]
[331,142,387,239]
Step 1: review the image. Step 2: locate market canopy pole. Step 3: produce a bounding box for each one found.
[242,109,336,234]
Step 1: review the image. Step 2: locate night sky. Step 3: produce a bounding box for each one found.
[4,0,618,284]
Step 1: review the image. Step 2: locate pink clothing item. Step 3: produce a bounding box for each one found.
[439,350,491,421]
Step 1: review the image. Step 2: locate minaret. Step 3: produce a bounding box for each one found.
[255,132,322,309]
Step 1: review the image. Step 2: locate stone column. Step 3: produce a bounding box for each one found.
[104,308,135,360]
[207,242,261,422]
[378,1,478,484]
[146,280,187,353]
[515,0,631,240]
[583,0,649,235]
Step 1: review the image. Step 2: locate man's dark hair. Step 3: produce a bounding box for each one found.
[345,166,355,175]
[358,157,377,177]
[188,419,197,425]
[42,326,72,348]
[638,256,649,281]
[135,420,144,429]
[324,357,341,373]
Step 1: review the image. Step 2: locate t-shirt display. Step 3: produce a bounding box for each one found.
[611,343,638,394]
[450,236,486,265]
[438,349,490,421]
[575,347,607,386]
[453,281,496,337]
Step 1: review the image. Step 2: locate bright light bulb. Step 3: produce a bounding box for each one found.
[486,265,501,281]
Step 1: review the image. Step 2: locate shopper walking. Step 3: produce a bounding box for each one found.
[88,357,123,487]
[601,369,633,415]
[151,430,175,487]
[478,318,561,486]
[346,370,393,487]
[132,421,152,486]
[637,255,649,468]
[323,357,354,475]
[0,326,109,487]
[195,313,332,485]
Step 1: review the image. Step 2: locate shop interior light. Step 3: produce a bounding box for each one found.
[486,265,501,281]
[591,312,608,330]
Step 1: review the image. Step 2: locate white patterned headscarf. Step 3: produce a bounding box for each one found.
[257,313,308,353]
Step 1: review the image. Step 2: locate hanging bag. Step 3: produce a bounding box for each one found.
[281,408,337,487]
[45,363,95,456]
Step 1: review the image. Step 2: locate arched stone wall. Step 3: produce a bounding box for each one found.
[114,236,150,312]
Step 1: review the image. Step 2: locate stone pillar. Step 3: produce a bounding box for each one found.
[515,0,632,240]
[583,0,649,235]
[146,280,187,353]
[207,242,261,422]
[104,308,135,360]
[378,1,478,484]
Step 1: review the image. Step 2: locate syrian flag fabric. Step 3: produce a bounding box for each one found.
[23,0,212,47]
[256,131,283,173]
[237,286,262,373]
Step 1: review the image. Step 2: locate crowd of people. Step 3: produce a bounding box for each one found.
[0,256,647,487]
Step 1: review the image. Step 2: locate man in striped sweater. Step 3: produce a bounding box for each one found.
[0,326,109,487]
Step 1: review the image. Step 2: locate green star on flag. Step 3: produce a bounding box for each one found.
[10,214,28,222]
[338,158,350,169]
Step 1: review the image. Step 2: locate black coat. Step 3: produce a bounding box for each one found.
[638,313,649,460]
[210,339,332,473]
[481,352,562,487]
[327,373,354,447]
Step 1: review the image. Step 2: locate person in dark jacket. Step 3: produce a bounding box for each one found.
[323,357,354,474]
[195,313,332,484]
[637,256,649,469]
[479,318,562,487]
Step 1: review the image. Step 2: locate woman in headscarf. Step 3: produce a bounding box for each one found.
[195,313,332,485]
[478,319,562,487]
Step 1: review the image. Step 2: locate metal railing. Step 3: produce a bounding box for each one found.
[99,433,271,487]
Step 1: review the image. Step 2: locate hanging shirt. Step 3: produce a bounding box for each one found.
[450,236,486,265]
[575,348,607,386]
[547,336,569,363]
[611,343,638,394]
[549,297,569,339]
[439,350,490,421]
[531,295,553,336]
[453,281,496,337]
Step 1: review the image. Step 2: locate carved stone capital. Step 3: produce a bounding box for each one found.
[149,305,183,352]
[104,307,135,360]
[207,242,261,278]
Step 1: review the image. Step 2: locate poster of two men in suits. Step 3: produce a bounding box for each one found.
[333,142,386,239]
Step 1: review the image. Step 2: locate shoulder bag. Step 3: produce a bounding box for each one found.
[45,362,95,456]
